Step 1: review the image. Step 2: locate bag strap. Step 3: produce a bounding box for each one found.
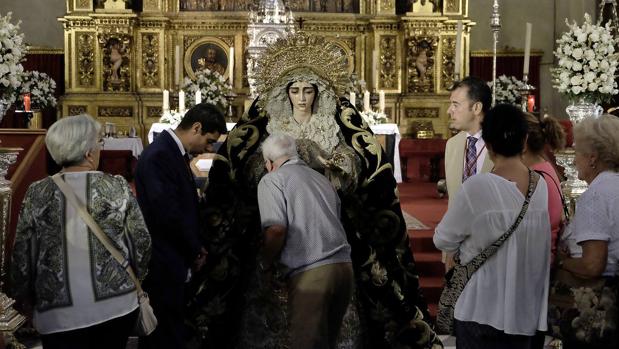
[535,169,570,223]
[454,170,539,271]
[51,173,144,295]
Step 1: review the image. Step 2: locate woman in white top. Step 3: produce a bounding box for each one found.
[434,104,550,349]
[11,114,151,349]
[552,114,619,348]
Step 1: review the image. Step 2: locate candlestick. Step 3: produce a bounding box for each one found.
[229,47,234,85]
[179,90,185,113]
[163,90,169,111]
[379,90,385,113]
[372,49,378,90]
[490,0,502,107]
[349,92,356,106]
[519,74,535,112]
[363,91,370,112]
[175,45,181,87]
[523,22,532,76]
[195,89,202,105]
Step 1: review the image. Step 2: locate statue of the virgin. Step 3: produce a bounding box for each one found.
[186,32,443,349]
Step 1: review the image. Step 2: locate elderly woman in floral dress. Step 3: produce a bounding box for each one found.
[11,114,151,349]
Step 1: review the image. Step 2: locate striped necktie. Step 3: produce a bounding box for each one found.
[462,136,478,182]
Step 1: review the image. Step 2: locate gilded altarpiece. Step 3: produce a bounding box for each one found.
[60,0,471,142]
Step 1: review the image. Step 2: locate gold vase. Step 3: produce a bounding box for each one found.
[28,110,43,129]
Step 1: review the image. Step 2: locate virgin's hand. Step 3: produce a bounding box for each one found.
[317,155,344,172]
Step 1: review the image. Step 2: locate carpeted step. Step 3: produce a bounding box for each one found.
[413,251,445,277]
[419,276,444,305]
[409,229,441,253]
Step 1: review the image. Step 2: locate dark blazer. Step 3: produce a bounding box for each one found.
[135,130,202,284]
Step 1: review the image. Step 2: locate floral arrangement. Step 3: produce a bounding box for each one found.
[0,12,25,109]
[487,75,531,106]
[17,71,57,109]
[159,110,186,128]
[552,13,618,104]
[360,110,387,126]
[181,68,231,110]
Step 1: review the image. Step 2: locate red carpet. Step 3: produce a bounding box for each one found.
[398,180,448,319]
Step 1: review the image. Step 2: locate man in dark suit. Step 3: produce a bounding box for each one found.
[135,103,227,349]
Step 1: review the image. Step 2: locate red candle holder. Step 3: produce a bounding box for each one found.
[23,93,31,112]
[527,95,535,112]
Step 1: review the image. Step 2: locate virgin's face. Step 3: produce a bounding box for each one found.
[288,81,316,114]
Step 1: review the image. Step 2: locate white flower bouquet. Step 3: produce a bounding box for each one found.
[159,110,186,128]
[552,13,618,104]
[181,68,231,110]
[17,71,57,109]
[0,12,25,109]
[360,110,387,126]
[487,75,531,106]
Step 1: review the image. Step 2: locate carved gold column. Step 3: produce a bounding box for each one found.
[0,148,26,337]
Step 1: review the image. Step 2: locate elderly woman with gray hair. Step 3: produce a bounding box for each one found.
[550,114,619,348]
[10,114,151,349]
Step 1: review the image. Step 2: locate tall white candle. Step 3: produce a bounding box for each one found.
[229,47,234,85]
[372,49,379,90]
[523,22,532,75]
[195,89,202,105]
[454,20,463,76]
[174,45,181,86]
[349,92,356,106]
[363,91,370,112]
[379,90,385,113]
[179,90,185,113]
[163,89,169,111]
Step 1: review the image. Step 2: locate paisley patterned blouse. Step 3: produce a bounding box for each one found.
[11,172,151,333]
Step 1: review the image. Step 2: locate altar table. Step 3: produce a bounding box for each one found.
[102,137,144,158]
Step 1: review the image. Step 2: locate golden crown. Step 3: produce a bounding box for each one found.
[253,32,350,98]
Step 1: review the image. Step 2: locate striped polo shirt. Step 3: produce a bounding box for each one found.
[257,157,352,276]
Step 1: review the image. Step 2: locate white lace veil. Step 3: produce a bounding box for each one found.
[264,68,341,154]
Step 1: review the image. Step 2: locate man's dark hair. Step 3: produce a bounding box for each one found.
[178,103,227,135]
[451,76,492,114]
[482,104,528,157]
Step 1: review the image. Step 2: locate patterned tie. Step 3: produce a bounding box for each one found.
[462,136,478,182]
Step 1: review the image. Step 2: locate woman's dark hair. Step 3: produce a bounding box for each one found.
[286,81,319,113]
[482,104,528,157]
[524,112,566,154]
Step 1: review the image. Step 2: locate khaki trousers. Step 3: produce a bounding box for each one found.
[288,262,354,349]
